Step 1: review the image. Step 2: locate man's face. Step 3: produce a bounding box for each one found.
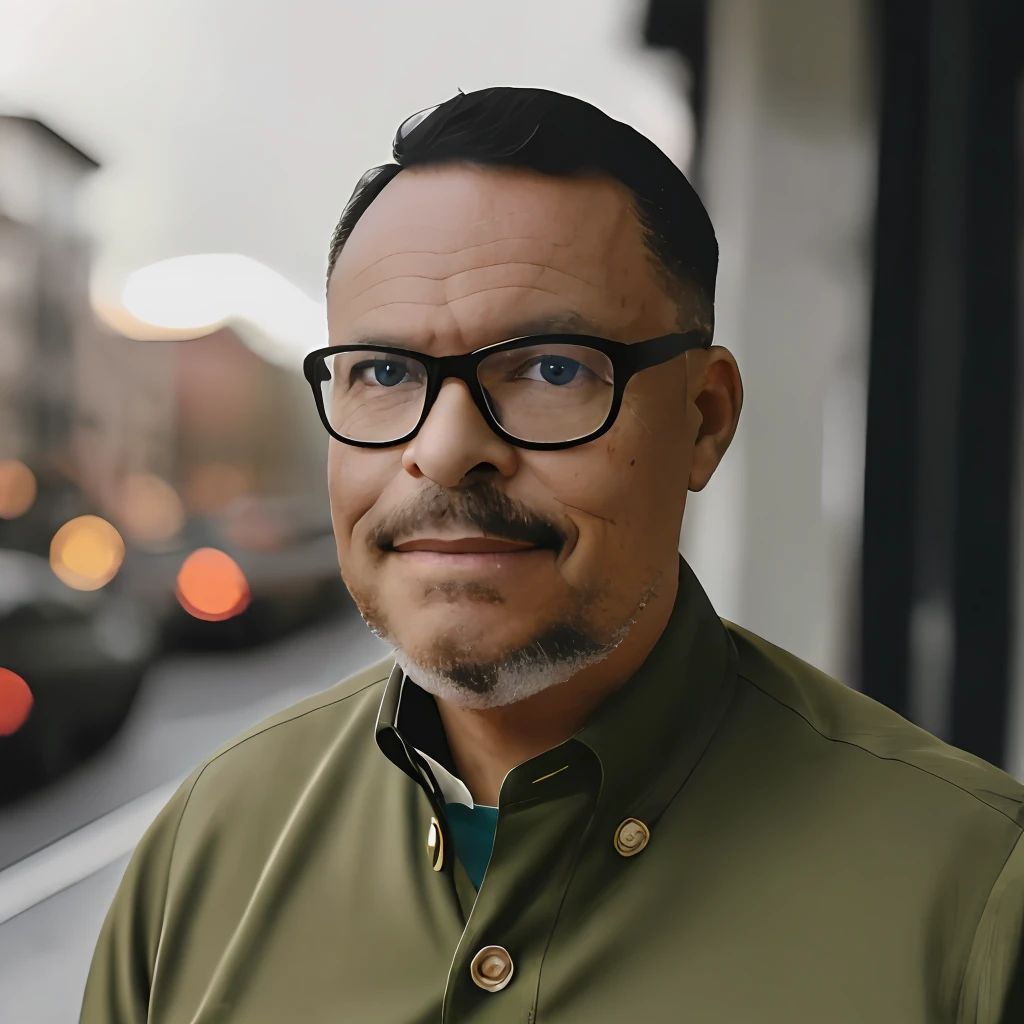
[326,165,710,705]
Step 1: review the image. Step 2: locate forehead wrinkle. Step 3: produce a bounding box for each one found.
[342,234,566,288]
[341,302,601,349]
[337,260,600,309]
[337,293,619,350]
[338,283,619,338]
[334,262,612,327]
[336,238,578,304]
[442,263,606,305]
[335,189,628,294]
[339,260,580,297]
[342,284,601,319]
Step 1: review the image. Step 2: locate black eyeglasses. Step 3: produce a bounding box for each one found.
[302,330,709,451]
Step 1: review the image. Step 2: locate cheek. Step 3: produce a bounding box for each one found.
[327,445,396,549]
[619,392,694,488]
[531,410,689,541]
[529,441,651,526]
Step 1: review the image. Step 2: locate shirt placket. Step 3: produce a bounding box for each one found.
[440,741,602,1024]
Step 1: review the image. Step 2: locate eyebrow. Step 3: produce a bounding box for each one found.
[345,310,605,349]
[502,310,605,338]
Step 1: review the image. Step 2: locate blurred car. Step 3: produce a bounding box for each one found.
[115,496,351,651]
[0,549,160,807]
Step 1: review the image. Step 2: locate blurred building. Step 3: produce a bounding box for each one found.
[0,116,329,563]
[171,325,329,528]
[0,116,176,552]
[73,328,177,528]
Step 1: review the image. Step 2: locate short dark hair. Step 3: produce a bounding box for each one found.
[326,87,717,335]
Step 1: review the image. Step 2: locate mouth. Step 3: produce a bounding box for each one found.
[392,537,542,554]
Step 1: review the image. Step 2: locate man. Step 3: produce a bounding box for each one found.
[82,88,1024,1023]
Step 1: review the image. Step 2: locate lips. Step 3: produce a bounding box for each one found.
[392,537,539,554]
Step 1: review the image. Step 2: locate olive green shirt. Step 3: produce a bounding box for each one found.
[81,558,1024,1022]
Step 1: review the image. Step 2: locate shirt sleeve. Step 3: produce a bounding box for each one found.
[959,830,1024,1024]
[78,772,199,1024]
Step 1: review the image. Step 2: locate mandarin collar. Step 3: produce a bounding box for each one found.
[571,555,737,823]
[375,555,737,823]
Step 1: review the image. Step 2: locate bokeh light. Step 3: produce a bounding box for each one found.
[0,668,34,736]
[117,472,186,547]
[0,460,38,519]
[50,515,126,591]
[120,254,327,368]
[185,463,253,515]
[176,547,251,621]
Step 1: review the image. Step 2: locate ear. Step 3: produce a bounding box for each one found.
[687,347,743,492]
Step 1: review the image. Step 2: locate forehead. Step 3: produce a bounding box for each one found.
[326,164,673,348]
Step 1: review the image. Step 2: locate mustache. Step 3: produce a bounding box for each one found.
[371,483,566,551]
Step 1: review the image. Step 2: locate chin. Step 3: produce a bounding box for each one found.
[397,615,534,666]
[391,618,624,710]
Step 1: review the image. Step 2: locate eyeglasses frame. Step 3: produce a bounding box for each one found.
[302,330,710,452]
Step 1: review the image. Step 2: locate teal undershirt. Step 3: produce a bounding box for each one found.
[444,802,499,889]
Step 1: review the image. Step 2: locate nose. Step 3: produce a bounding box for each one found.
[401,379,519,487]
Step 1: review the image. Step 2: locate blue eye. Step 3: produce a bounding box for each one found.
[351,360,413,387]
[529,357,582,385]
[373,361,408,387]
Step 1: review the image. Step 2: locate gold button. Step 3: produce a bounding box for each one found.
[427,816,444,871]
[470,945,514,992]
[613,817,650,857]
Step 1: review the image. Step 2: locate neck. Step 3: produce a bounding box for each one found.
[434,572,678,806]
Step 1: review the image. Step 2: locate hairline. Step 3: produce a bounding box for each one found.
[327,160,712,336]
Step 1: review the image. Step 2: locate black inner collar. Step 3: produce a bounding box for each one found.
[396,675,460,779]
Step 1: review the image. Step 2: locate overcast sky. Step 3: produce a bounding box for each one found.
[0,0,692,307]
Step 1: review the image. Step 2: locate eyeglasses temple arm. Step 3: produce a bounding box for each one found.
[626,331,709,373]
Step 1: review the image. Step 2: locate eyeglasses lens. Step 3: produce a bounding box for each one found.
[316,343,615,445]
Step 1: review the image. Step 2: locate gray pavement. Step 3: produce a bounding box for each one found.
[0,605,390,1024]
[0,856,130,1024]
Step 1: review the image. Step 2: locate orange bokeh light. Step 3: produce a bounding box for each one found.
[176,547,251,621]
[117,472,186,547]
[0,460,38,519]
[0,668,34,736]
[50,515,126,591]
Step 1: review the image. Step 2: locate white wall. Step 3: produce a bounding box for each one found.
[682,0,876,684]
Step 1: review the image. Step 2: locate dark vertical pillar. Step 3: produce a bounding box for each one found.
[860,0,931,720]
[643,0,709,151]
[949,1,1022,765]
[862,0,1022,763]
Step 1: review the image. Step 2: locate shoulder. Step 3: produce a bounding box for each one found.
[168,652,395,832]
[724,621,1024,828]
[959,830,1024,1022]
[201,651,395,767]
[722,621,1024,1020]
[81,653,397,1018]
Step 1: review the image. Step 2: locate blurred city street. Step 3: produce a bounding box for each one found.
[0,602,389,1024]
[0,0,1020,1019]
